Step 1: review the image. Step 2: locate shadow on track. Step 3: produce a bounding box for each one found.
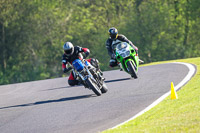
[42,85,82,91]
[0,94,95,110]
[105,78,131,83]
[43,78,131,91]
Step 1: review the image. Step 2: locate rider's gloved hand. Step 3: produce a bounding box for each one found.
[63,67,72,73]
[135,47,138,55]
[85,51,90,58]
[67,67,72,71]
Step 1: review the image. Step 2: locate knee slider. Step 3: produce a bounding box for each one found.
[68,80,78,86]
[109,60,118,67]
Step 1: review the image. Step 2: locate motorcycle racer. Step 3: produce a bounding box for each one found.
[62,42,99,86]
[106,27,138,67]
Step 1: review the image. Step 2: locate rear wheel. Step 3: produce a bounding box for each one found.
[86,78,102,96]
[127,61,138,79]
[101,82,108,93]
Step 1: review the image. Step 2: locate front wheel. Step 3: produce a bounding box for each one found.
[127,61,138,79]
[86,78,102,96]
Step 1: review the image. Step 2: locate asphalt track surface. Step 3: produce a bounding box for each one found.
[0,63,195,133]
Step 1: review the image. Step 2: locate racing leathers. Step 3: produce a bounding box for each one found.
[106,34,138,67]
[62,46,92,86]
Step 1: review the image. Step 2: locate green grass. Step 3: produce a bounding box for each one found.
[103,57,200,133]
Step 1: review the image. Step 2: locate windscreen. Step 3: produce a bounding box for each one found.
[116,42,128,50]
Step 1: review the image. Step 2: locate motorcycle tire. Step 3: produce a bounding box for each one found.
[101,82,108,93]
[86,78,102,96]
[127,61,138,79]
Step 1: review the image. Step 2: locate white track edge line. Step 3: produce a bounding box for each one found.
[111,62,196,129]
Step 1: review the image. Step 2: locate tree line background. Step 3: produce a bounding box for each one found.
[0,0,200,85]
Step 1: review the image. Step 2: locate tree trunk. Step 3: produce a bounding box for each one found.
[1,22,7,71]
[183,0,189,46]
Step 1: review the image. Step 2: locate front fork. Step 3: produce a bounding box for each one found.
[124,56,138,72]
[77,67,102,89]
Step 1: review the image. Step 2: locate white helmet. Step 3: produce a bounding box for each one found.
[63,42,74,56]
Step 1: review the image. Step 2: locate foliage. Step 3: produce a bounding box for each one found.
[0,0,200,85]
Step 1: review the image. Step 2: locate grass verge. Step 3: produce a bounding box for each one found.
[103,57,200,133]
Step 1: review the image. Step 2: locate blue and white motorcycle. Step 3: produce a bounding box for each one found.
[71,59,108,96]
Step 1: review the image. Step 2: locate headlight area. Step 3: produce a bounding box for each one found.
[126,51,130,56]
[120,53,126,57]
[120,50,130,58]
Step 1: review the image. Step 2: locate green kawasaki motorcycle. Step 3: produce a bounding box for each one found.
[115,42,139,78]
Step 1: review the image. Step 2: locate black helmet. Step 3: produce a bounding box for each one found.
[108,27,118,39]
[63,42,74,56]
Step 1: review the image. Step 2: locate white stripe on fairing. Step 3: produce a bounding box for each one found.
[111,62,196,129]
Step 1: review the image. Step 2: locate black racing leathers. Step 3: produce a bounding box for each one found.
[106,34,138,67]
[62,46,90,86]
[62,46,89,69]
[106,34,137,57]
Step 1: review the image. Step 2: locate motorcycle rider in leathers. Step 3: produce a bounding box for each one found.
[62,42,99,86]
[106,27,138,67]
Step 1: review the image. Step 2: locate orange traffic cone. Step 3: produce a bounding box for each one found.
[171,82,178,99]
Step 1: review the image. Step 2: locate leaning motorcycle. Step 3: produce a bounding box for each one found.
[70,59,108,96]
[115,42,139,78]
